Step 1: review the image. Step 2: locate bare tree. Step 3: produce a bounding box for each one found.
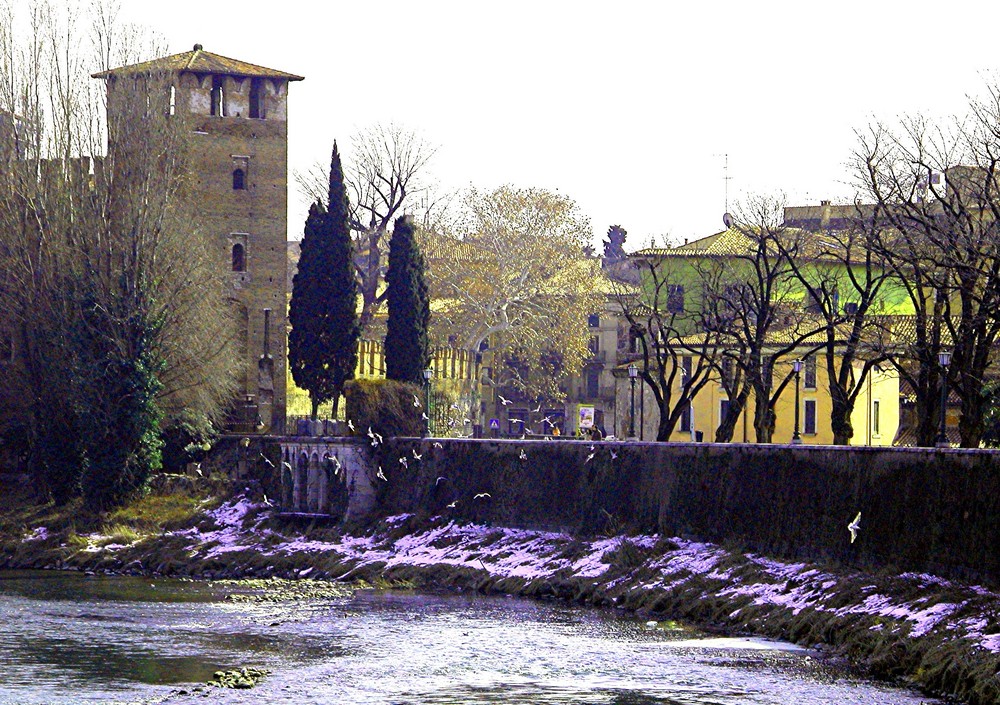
[0,0,238,504]
[780,204,892,444]
[855,98,1000,447]
[699,195,827,443]
[611,253,720,442]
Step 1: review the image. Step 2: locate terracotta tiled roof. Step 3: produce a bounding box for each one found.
[633,226,869,263]
[92,45,304,81]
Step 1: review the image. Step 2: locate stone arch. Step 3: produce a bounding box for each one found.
[307,451,321,512]
[319,453,333,514]
[294,451,308,511]
[281,448,293,509]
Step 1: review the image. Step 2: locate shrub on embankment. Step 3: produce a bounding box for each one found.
[372,438,1000,585]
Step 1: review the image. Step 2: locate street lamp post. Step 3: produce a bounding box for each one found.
[936,351,951,448]
[791,359,803,445]
[628,364,638,439]
[422,367,434,437]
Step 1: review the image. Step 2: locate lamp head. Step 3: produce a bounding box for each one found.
[628,364,638,379]
[793,359,803,373]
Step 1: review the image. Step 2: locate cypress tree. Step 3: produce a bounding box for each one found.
[289,142,360,419]
[384,214,430,385]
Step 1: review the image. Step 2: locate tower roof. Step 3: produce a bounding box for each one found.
[92,44,304,81]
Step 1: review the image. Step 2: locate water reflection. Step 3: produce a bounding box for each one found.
[0,571,944,705]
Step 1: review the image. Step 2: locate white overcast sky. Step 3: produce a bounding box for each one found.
[119,0,1000,250]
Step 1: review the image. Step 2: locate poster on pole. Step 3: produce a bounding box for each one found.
[578,405,595,429]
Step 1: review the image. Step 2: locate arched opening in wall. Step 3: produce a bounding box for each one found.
[319,454,332,513]
[295,451,308,511]
[168,85,176,116]
[307,452,320,512]
[211,75,225,116]
[281,449,293,509]
[232,168,245,190]
[249,78,265,119]
[232,243,246,272]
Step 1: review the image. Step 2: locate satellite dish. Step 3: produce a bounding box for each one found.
[723,212,734,228]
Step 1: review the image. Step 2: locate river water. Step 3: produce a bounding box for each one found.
[0,571,943,705]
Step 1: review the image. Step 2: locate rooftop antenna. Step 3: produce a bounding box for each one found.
[712,152,731,213]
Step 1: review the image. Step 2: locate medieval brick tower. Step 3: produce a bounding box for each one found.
[95,45,303,432]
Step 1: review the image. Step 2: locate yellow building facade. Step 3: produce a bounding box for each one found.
[618,353,899,446]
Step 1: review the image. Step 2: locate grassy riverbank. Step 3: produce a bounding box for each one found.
[1,476,997,704]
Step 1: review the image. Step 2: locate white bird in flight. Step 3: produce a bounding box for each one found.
[376,466,387,481]
[585,452,595,463]
[498,395,512,406]
[848,511,861,543]
[447,500,458,508]
[474,492,491,499]
[610,450,618,460]
[347,419,356,432]
[412,449,422,460]
[432,441,443,449]
[436,476,448,485]
[413,394,421,408]
[398,456,409,468]
[519,449,528,460]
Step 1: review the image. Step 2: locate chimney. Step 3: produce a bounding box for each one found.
[820,200,831,229]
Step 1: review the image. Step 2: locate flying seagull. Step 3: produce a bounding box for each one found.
[347,419,356,432]
[412,449,422,460]
[432,441,443,449]
[474,492,491,500]
[498,395,512,406]
[585,451,595,463]
[398,456,408,468]
[376,466,387,481]
[519,449,528,460]
[259,453,274,468]
[436,476,448,485]
[447,500,458,508]
[413,394,421,408]
[848,511,861,543]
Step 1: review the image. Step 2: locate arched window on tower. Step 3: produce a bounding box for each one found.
[232,243,246,272]
[211,75,225,116]
[233,168,245,190]
[249,78,265,119]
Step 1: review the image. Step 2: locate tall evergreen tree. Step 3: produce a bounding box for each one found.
[289,142,360,419]
[385,215,431,385]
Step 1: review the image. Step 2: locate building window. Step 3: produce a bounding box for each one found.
[804,357,817,389]
[507,409,527,435]
[719,399,730,426]
[232,243,246,272]
[681,355,693,380]
[210,75,225,116]
[872,399,881,437]
[721,356,735,389]
[586,368,600,399]
[249,78,265,119]
[680,403,692,433]
[588,313,600,328]
[667,284,684,313]
[232,168,246,190]
[804,399,817,435]
[168,85,176,116]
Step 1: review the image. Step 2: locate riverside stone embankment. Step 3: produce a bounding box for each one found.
[3,480,1000,705]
